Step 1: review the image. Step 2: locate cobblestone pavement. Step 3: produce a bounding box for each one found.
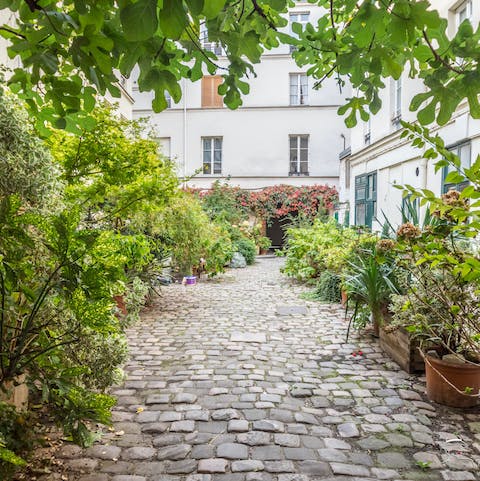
[58,258,480,481]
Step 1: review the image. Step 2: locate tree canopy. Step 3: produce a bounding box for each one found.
[0,0,479,131]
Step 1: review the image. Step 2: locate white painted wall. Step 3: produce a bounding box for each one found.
[340,0,480,230]
[132,4,348,191]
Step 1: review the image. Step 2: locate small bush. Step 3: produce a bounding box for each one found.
[234,237,256,265]
[282,219,375,280]
[315,271,341,303]
[0,402,34,477]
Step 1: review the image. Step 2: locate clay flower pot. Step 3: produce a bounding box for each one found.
[424,354,480,408]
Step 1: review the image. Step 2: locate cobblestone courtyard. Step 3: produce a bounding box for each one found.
[58,258,480,481]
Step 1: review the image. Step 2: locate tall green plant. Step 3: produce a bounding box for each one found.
[344,243,400,338]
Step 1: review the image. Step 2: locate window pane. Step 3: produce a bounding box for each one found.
[214,149,221,162]
[290,74,299,87]
[300,161,308,174]
[203,138,211,150]
[459,143,471,169]
[300,148,308,163]
[356,203,366,225]
[214,137,222,150]
[214,162,222,174]
[290,146,298,173]
[203,147,211,159]
[300,136,308,148]
[290,137,298,148]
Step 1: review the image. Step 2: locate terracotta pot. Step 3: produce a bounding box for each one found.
[425,354,480,408]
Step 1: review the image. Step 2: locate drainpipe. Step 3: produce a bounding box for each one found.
[183,78,188,189]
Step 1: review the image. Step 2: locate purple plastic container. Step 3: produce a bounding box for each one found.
[185,276,197,285]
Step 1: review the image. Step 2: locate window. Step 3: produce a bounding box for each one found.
[456,0,472,26]
[392,78,402,129]
[201,76,223,108]
[203,137,222,174]
[289,12,309,52]
[200,23,223,55]
[290,73,308,105]
[443,141,471,193]
[355,172,377,228]
[364,117,371,145]
[165,92,172,108]
[289,135,309,175]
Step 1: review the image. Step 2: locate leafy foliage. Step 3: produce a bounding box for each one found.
[343,244,400,330]
[0,0,289,132]
[233,237,257,265]
[314,270,341,303]
[249,184,337,223]
[49,103,178,227]
[0,402,31,474]
[1,1,480,130]
[0,87,60,207]
[195,182,338,225]
[196,181,250,225]
[155,192,233,276]
[281,219,370,280]
[0,93,178,463]
[292,0,480,127]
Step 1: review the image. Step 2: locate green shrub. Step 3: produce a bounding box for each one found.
[282,219,373,280]
[0,402,33,477]
[315,271,341,303]
[204,224,234,275]
[234,237,256,265]
[155,193,233,276]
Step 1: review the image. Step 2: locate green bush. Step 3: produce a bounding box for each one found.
[204,224,234,275]
[282,219,373,280]
[0,402,33,477]
[155,193,233,276]
[315,271,341,303]
[234,237,257,265]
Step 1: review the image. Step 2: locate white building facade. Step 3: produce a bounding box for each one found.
[132,3,348,190]
[338,0,479,231]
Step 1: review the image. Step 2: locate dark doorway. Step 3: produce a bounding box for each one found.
[266,214,296,249]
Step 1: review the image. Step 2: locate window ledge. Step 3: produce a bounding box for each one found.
[289,172,310,176]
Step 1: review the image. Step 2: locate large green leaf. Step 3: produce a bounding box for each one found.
[186,0,204,16]
[203,0,226,19]
[159,0,188,39]
[120,0,159,42]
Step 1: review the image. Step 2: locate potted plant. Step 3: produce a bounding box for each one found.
[392,211,480,407]
[343,242,399,338]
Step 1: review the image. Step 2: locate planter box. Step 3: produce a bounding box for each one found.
[379,326,424,374]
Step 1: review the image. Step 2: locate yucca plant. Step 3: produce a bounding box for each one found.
[344,247,399,339]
